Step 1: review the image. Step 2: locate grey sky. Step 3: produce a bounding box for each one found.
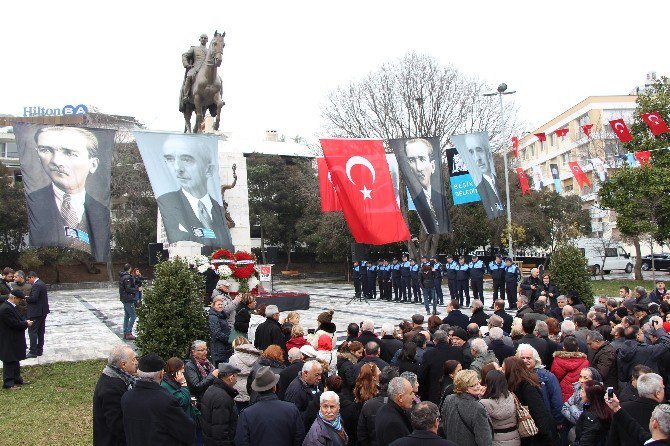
[4,1,667,143]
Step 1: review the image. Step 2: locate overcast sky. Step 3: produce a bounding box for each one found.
[3,1,668,143]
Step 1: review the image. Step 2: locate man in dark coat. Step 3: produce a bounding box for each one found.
[355,319,383,352]
[441,300,469,330]
[0,290,33,389]
[92,345,137,446]
[389,401,458,446]
[380,323,403,364]
[200,363,241,446]
[487,327,516,364]
[278,347,306,400]
[417,331,464,404]
[514,316,550,366]
[608,398,670,445]
[353,342,389,380]
[26,272,49,358]
[520,268,542,306]
[254,305,285,353]
[120,353,195,445]
[375,377,414,446]
[358,366,400,446]
[586,331,618,389]
[284,359,323,429]
[493,299,514,334]
[235,365,305,446]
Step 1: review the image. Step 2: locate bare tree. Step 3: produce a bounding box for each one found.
[321,52,522,258]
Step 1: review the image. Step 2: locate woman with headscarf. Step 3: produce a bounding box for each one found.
[316,334,338,377]
[562,367,602,442]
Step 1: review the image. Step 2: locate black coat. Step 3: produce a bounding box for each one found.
[0,301,28,361]
[380,335,403,364]
[494,309,514,334]
[278,360,304,400]
[354,356,389,380]
[200,379,239,446]
[93,372,130,446]
[184,358,216,402]
[442,310,469,330]
[607,406,656,446]
[574,406,610,446]
[389,429,458,446]
[118,271,137,303]
[234,306,252,333]
[234,393,304,446]
[254,317,286,353]
[26,279,49,319]
[120,380,195,446]
[514,380,553,446]
[336,355,357,391]
[374,400,412,446]
[355,331,383,352]
[208,308,231,363]
[418,343,464,404]
[398,358,419,375]
[488,339,516,364]
[608,397,658,445]
[469,308,489,327]
[358,393,387,446]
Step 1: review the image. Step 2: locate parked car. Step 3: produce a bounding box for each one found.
[641,254,670,271]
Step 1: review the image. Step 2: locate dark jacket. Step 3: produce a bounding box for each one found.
[358,392,388,446]
[354,356,390,380]
[606,405,659,446]
[618,335,670,381]
[418,343,464,404]
[469,308,489,327]
[118,271,138,303]
[234,306,252,334]
[0,279,11,303]
[184,358,216,403]
[587,341,617,389]
[514,380,553,445]
[26,278,49,319]
[93,369,131,446]
[389,429,458,446]
[574,405,610,446]
[208,307,232,363]
[200,379,239,446]
[355,331,383,352]
[284,375,321,417]
[120,379,195,446]
[279,360,305,400]
[235,392,304,446]
[380,335,403,364]
[398,357,419,375]
[515,334,549,367]
[254,317,286,353]
[488,339,516,364]
[608,396,658,445]
[304,415,348,446]
[516,305,533,319]
[419,270,435,289]
[442,310,469,330]
[247,357,286,403]
[336,354,357,391]
[374,400,412,446]
[494,309,514,334]
[521,275,542,303]
[0,301,29,362]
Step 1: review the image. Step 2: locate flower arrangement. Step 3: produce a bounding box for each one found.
[233,251,256,279]
[171,249,261,294]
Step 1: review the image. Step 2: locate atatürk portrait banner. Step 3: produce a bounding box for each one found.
[389,137,451,234]
[134,131,233,250]
[13,123,115,261]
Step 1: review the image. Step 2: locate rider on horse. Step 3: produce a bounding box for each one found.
[180,34,208,111]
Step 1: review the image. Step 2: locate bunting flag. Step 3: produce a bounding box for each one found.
[609,119,633,142]
[550,163,562,193]
[512,136,519,157]
[317,157,342,212]
[555,128,569,137]
[534,132,547,142]
[568,161,592,189]
[641,112,670,136]
[635,151,652,167]
[320,138,410,244]
[582,124,593,138]
[516,168,531,196]
[626,153,641,168]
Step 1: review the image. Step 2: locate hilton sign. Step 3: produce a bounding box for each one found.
[23,104,89,117]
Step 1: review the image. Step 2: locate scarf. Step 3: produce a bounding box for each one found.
[318,411,343,431]
[194,355,214,378]
[103,365,136,389]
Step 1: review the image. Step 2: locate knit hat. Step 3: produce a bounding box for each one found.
[615,307,629,319]
[138,353,165,373]
[317,310,334,324]
[9,289,25,299]
[451,327,468,342]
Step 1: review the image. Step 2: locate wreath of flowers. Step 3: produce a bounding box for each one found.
[211,249,237,273]
[233,251,256,279]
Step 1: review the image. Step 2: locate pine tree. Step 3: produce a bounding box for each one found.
[135,258,209,359]
[551,243,593,308]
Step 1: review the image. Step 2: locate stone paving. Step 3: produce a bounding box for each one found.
[4,281,492,369]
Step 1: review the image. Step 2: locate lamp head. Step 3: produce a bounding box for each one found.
[497,83,508,93]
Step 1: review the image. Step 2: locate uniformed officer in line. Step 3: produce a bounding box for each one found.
[504,257,520,310]
[391,258,401,301]
[445,255,458,300]
[488,254,506,308]
[431,256,444,305]
[456,256,471,308]
[469,254,485,303]
[360,260,369,297]
[352,260,362,297]
[366,259,378,299]
[377,259,385,299]
[409,258,422,303]
[399,254,412,302]
[420,256,430,267]
[380,259,392,300]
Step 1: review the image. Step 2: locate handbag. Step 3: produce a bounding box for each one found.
[512,392,539,438]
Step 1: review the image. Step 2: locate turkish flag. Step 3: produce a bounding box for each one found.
[568,161,592,189]
[582,124,594,138]
[512,136,519,157]
[609,119,633,142]
[320,139,410,244]
[317,158,341,212]
[516,168,531,196]
[635,151,652,167]
[555,128,569,137]
[534,132,547,142]
[641,112,670,136]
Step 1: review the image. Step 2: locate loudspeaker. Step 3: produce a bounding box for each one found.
[148,243,168,266]
[201,246,215,257]
[351,243,368,262]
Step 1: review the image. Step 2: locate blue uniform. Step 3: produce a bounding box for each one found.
[353,265,362,297]
[489,260,506,303]
[400,260,411,302]
[391,262,401,301]
[379,264,392,300]
[445,260,458,300]
[456,262,471,306]
[360,261,369,296]
[504,263,520,307]
[409,264,422,301]
[469,259,485,302]
[366,264,378,299]
[433,261,444,305]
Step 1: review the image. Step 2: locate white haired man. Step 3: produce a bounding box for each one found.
[469,338,498,379]
[303,391,349,445]
[380,322,403,363]
[609,372,666,444]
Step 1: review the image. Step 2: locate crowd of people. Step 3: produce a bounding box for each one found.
[88,269,670,445]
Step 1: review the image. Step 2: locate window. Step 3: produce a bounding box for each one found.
[605,248,618,258]
[578,113,589,138]
[6,142,17,158]
[562,153,570,164]
[618,247,628,257]
[550,133,556,147]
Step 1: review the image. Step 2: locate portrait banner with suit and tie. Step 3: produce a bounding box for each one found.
[134,131,234,250]
[451,131,504,219]
[389,137,451,234]
[13,123,115,261]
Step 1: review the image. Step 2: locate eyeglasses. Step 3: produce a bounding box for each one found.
[195,348,208,352]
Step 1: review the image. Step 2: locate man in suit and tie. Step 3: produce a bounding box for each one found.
[0,289,33,389]
[156,136,233,249]
[26,272,49,358]
[467,138,504,219]
[403,138,451,234]
[27,126,111,261]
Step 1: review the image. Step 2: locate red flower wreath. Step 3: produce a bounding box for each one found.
[233,251,256,279]
[211,249,237,273]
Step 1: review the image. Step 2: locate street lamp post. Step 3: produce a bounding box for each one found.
[484,83,516,259]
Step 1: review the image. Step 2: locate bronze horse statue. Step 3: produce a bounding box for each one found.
[181,31,225,133]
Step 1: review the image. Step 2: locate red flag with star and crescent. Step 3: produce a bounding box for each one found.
[641,112,670,136]
[609,119,633,142]
[568,161,592,189]
[515,168,531,196]
[635,151,652,167]
[555,128,569,137]
[320,139,410,244]
[317,157,342,212]
[582,124,594,138]
[534,132,547,142]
